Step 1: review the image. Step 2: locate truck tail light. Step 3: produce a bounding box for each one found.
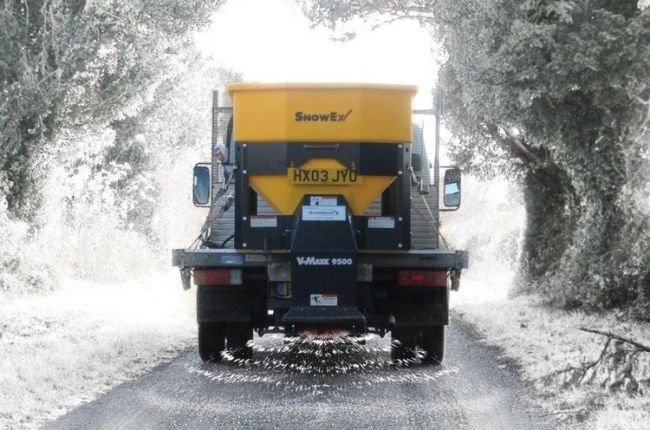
[194,269,242,285]
[398,270,447,287]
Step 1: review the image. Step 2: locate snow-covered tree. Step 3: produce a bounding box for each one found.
[0,0,232,291]
[301,0,650,314]
[0,0,224,218]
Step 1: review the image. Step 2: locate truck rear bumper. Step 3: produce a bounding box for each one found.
[176,248,466,332]
[172,248,469,270]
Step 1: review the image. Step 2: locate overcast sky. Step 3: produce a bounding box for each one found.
[195,0,442,109]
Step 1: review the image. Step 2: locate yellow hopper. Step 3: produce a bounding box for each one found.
[228,83,417,215]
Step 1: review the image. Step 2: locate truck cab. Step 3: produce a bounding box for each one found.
[173,83,468,364]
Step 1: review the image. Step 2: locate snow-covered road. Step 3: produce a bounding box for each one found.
[0,274,195,430]
[5,273,648,429]
[43,321,553,430]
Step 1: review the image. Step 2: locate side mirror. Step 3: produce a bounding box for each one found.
[193,164,211,206]
[443,167,461,208]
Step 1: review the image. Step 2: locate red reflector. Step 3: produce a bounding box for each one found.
[398,270,446,287]
[193,269,242,285]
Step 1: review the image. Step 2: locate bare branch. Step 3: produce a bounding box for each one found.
[579,327,650,353]
[581,337,612,384]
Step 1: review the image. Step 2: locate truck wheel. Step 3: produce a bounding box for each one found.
[420,325,445,365]
[198,322,225,362]
[227,324,253,360]
[391,327,417,364]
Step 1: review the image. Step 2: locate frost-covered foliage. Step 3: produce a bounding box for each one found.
[441,177,525,304]
[0,58,234,292]
[302,0,650,315]
[0,0,224,217]
[0,192,56,294]
[0,0,236,292]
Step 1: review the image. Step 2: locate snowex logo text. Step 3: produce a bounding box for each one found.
[294,109,352,122]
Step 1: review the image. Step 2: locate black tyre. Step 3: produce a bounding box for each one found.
[198,322,226,362]
[391,327,418,364]
[227,324,253,360]
[420,325,445,365]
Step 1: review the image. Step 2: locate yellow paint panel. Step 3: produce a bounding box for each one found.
[249,158,395,215]
[228,83,416,143]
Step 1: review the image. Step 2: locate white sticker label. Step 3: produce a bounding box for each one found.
[368,216,395,229]
[310,294,338,306]
[310,196,337,206]
[302,205,346,221]
[250,216,277,228]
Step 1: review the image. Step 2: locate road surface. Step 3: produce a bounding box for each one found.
[45,320,554,429]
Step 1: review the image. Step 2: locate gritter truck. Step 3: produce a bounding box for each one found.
[172,83,468,364]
